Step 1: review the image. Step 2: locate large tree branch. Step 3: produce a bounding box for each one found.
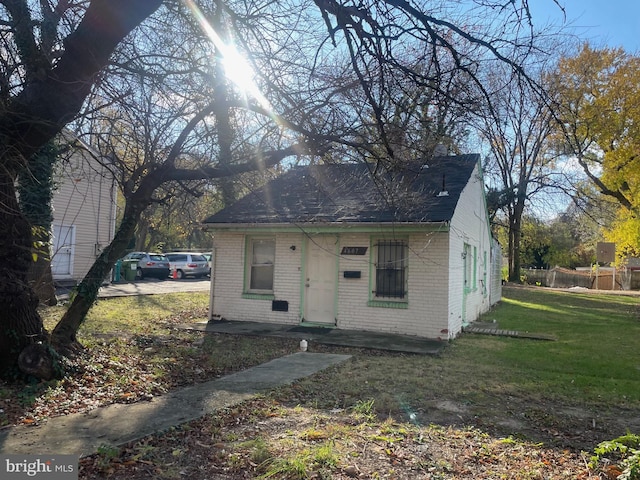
[163,142,325,182]
[576,156,633,210]
[2,0,46,81]
[0,0,163,172]
[39,0,71,54]
[384,0,533,73]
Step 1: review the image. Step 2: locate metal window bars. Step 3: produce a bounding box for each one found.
[374,240,407,298]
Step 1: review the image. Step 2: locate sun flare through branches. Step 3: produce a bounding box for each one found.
[182,0,273,112]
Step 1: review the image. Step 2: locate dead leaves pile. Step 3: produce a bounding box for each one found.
[0,310,298,429]
[1,326,215,427]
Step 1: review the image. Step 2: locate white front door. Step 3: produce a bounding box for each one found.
[304,235,337,324]
[51,224,75,278]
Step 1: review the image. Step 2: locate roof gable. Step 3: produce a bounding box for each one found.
[204,154,480,225]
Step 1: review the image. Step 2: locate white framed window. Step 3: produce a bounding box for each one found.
[463,243,477,292]
[246,237,275,293]
[373,239,408,299]
[473,245,477,290]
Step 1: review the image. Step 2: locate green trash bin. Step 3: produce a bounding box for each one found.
[122,259,139,281]
[112,259,122,282]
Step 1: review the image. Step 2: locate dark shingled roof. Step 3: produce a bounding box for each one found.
[203,154,480,226]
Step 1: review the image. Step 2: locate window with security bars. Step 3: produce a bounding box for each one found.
[374,240,408,299]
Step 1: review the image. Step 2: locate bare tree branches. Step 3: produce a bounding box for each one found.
[0,0,565,370]
[0,0,163,174]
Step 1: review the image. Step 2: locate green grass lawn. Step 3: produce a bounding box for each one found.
[275,286,640,430]
[469,287,640,405]
[39,286,640,413]
[40,292,211,337]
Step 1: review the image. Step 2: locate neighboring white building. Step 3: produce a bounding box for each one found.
[203,155,501,340]
[51,137,117,285]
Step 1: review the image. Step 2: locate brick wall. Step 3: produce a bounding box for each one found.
[210,164,494,340]
[334,232,450,338]
[447,163,493,336]
[212,230,452,338]
[211,232,303,325]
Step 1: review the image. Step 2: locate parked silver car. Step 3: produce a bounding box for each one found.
[165,252,209,279]
[202,252,212,275]
[121,252,170,280]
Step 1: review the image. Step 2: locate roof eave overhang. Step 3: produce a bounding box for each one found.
[201,220,450,234]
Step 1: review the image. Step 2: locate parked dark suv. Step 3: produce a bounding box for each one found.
[121,252,171,280]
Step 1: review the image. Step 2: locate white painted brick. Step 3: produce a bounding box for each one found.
[209,163,495,340]
[447,164,494,337]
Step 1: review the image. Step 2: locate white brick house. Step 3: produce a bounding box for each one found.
[203,155,501,339]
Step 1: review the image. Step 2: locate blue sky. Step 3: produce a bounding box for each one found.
[530,0,640,52]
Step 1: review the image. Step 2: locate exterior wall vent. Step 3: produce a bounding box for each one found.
[433,144,448,156]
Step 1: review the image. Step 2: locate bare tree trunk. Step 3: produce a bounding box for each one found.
[19,141,58,306]
[0,0,162,378]
[213,1,236,207]
[136,205,160,251]
[29,230,57,307]
[0,174,51,378]
[507,202,525,283]
[134,214,150,251]
[51,203,143,349]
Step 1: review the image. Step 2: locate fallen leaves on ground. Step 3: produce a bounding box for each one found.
[0,307,624,479]
[0,307,296,427]
[79,398,599,479]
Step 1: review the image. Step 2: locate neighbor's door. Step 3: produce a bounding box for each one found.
[304,235,337,324]
[51,224,75,278]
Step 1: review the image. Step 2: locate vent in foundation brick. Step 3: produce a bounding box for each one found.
[272,300,289,312]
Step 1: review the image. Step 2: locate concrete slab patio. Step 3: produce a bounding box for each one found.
[59,280,447,355]
[0,352,350,456]
[186,319,447,355]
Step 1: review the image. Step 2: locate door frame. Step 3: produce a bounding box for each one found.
[51,224,76,279]
[301,234,339,325]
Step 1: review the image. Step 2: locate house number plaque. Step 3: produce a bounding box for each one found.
[341,246,367,255]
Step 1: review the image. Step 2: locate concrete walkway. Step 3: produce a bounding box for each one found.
[56,278,211,301]
[0,352,350,456]
[463,321,557,341]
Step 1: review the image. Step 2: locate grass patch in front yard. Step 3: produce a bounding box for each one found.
[23,286,639,478]
[38,287,639,416]
[40,292,211,337]
[7,284,640,477]
[275,286,640,436]
[473,287,640,404]
[91,398,589,480]
[0,292,299,426]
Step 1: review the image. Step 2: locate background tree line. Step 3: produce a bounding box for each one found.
[481,43,640,280]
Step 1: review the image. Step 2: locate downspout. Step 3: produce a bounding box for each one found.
[108,156,118,247]
[208,242,217,322]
